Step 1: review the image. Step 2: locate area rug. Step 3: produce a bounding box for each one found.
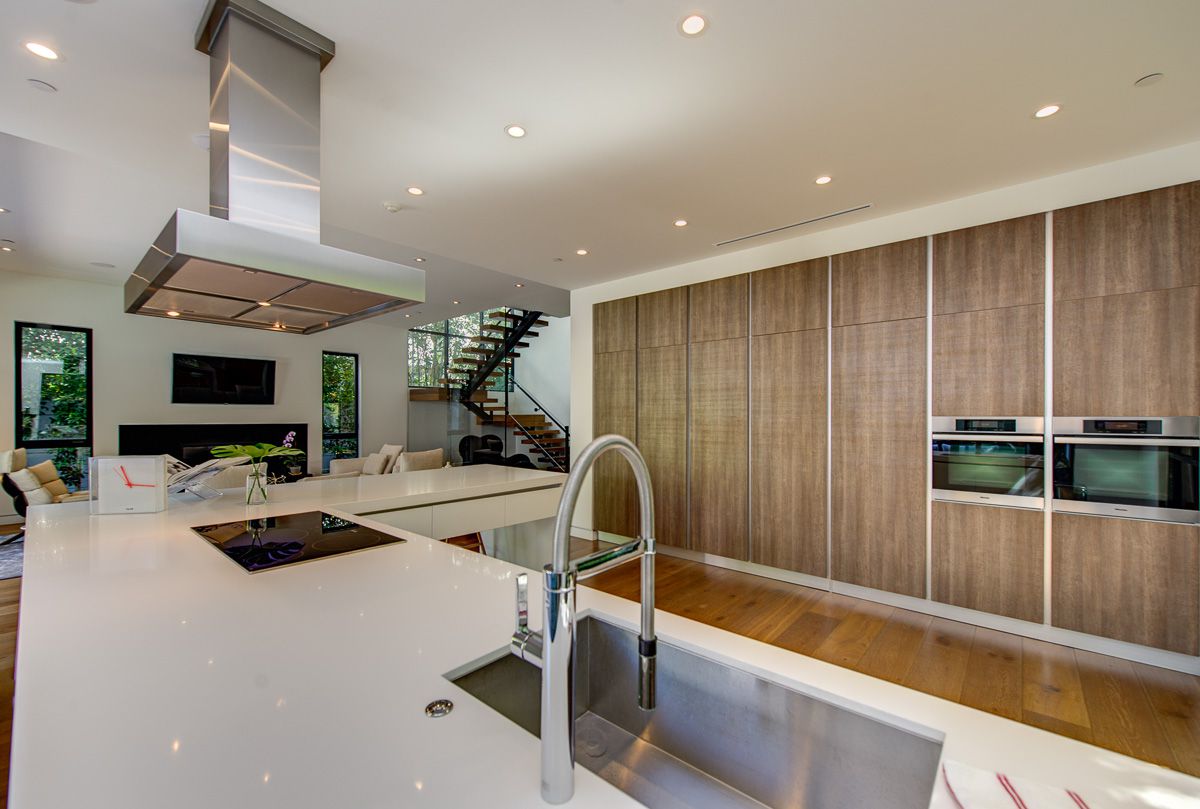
[0,541,23,580]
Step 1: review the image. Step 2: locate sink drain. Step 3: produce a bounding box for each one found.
[425,699,454,718]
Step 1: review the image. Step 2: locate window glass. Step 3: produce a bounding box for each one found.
[321,352,359,471]
[16,323,92,490]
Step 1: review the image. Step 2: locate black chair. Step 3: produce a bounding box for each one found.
[458,434,505,466]
[1,474,27,544]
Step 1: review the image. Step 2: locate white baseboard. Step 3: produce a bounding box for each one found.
[654,544,1200,675]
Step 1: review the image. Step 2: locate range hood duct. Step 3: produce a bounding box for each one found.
[125,0,424,334]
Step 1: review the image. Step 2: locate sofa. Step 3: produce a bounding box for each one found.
[323,445,445,479]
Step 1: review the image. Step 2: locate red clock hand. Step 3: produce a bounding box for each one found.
[118,465,134,489]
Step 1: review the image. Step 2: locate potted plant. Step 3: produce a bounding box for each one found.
[210,439,306,505]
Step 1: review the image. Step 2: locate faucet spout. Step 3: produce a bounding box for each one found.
[540,434,656,805]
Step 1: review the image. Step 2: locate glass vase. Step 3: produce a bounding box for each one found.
[245,463,269,505]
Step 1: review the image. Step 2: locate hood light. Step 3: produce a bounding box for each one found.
[25,42,59,60]
[166,310,181,317]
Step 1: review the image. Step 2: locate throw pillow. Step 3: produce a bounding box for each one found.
[361,452,388,476]
[379,443,405,473]
[28,460,60,485]
[393,449,445,473]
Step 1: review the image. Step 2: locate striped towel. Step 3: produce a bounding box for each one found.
[943,760,1093,809]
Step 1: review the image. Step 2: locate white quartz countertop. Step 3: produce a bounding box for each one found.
[10,465,1200,808]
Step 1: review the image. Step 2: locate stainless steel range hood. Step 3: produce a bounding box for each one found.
[126,0,424,334]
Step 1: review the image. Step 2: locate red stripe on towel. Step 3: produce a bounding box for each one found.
[997,773,1030,809]
[1067,790,1091,809]
[942,764,967,809]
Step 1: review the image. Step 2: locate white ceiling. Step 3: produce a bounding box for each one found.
[2,0,1199,308]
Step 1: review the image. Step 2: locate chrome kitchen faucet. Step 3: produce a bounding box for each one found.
[509,434,657,804]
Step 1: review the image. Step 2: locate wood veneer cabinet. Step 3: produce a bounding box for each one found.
[933,214,1045,315]
[1054,286,1200,416]
[832,238,926,326]
[637,345,687,548]
[831,318,926,597]
[592,349,638,538]
[751,258,827,335]
[1054,181,1199,302]
[932,501,1043,623]
[637,287,687,348]
[594,297,637,354]
[690,275,748,343]
[1052,512,1199,655]
[933,304,1044,416]
[690,337,749,560]
[751,329,826,575]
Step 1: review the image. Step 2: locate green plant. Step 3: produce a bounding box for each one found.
[210,443,306,463]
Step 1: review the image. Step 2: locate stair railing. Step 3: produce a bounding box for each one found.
[511,377,569,472]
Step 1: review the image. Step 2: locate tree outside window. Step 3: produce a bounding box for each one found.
[321,352,359,471]
[16,323,93,490]
[407,310,512,392]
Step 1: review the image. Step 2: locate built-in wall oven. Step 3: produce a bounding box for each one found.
[932,417,1045,509]
[1052,417,1200,524]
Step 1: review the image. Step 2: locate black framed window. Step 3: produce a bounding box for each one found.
[15,322,93,490]
[321,351,359,471]
[406,311,512,391]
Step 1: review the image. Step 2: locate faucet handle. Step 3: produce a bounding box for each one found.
[515,573,529,632]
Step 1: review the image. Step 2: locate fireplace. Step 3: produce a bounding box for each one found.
[119,423,309,475]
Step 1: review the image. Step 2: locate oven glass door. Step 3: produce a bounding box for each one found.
[932,437,1044,508]
[1053,439,1199,522]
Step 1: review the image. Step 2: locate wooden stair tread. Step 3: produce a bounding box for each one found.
[522,438,567,446]
[488,311,550,326]
[473,336,531,347]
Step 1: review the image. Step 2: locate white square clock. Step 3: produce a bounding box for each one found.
[89,456,168,515]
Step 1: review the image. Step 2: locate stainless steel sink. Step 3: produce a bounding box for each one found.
[448,615,944,809]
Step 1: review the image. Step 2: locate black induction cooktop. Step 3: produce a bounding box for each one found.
[191,511,406,573]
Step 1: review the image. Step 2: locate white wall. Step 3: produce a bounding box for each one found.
[567,138,1200,532]
[1,270,408,516]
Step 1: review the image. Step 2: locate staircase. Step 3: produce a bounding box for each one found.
[439,310,570,472]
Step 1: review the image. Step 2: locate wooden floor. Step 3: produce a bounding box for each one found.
[584,553,1200,778]
[0,575,18,809]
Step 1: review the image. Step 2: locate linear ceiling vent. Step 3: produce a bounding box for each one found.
[714,203,873,248]
[125,0,425,334]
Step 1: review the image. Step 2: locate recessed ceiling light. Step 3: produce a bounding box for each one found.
[27,78,58,93]
[89,261,115,268]
[1134,72,1164,88]
[406,187,424,196]
[382,201,401,213]
[815,175,833,185]
[673,219,688,228]
[514,283,524,288]
[0,208,8,214]
[0,240,14,252]
[413,257,426,262]
[257,301,272,307]
[404,314,412,318]
[452,299,460,305]
[1034,104,1060,119]
[25,42,59,60]
[505,124,527,138]
[680,14,706,36]
[576,249,589,256]
[166,310,181,317]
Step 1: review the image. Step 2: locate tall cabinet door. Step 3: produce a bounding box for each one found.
[593,298,639,538]
[637,288,688,549]
[750,259,828,575]
[831,240,927,597]
[689,276,749,560]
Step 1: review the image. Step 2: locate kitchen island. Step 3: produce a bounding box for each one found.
[10,465,1199,808]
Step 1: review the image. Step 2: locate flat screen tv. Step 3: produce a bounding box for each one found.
[172,353,276,405]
